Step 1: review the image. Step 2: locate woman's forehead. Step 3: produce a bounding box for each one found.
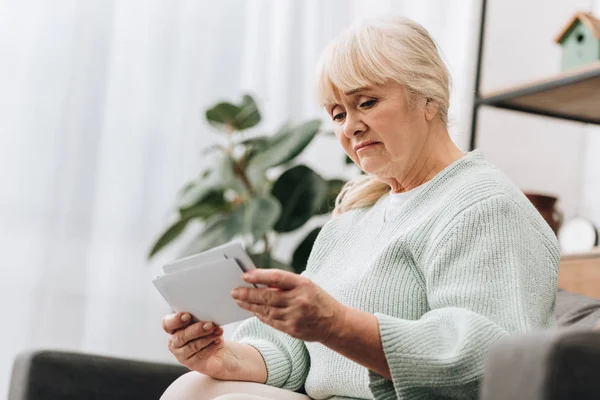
[324,83,397,109]
[325,85,376,106]
[344,86,372,96]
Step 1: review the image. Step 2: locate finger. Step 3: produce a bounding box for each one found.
[171,322,222,348]
[242,269,300,290]
[174,332,223,361]
[186,337,223,362]
[172,321,221,348]
[162,312,192,334]
[231,287,289,307]
[236,301,285,320]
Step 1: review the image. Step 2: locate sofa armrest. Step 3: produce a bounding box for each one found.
[9,350,188,400]
[480,329,600,400]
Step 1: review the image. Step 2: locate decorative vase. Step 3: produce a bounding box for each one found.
[524,193,562,235]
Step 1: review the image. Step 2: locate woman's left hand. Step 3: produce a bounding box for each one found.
[231,269,347,343]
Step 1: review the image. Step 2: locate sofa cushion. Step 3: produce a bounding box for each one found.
[555,289,600,329]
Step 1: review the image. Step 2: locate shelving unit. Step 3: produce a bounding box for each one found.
[469,0,600,150]
[469,1,600,296]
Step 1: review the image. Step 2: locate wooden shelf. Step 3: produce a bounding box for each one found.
[477,61,600,124]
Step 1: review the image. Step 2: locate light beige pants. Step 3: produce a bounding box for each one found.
[161,371,312,400]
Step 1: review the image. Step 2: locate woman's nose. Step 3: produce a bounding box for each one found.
[342,114,367,138]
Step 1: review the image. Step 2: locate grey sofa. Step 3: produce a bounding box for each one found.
[8,351,187,400]
[9,290,600,400]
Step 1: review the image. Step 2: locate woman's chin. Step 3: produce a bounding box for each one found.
[359,159,384,174]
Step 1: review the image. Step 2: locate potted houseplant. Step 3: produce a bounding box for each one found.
[148,94,345,274]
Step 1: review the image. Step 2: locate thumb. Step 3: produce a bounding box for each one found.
[161,312,192,334]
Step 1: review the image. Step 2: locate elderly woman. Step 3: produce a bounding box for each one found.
[161,16,559,400]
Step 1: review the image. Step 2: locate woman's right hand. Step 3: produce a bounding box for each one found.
[162,312,234,377]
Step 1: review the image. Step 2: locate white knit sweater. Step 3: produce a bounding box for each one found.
[233,150,559,399]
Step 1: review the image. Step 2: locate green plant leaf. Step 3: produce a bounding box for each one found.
[234,95,261,130]
[179,190,231,220]
[178,207,245,257]
[148,219,189,259]
[240,135,270,148]
[179,182,196,197]
[316,179,346,215]
[178,170,212,201]
[243,124,292,190]
[178,194,280,258]
[179,178,217,210]
[149,190,234,259]
[245,120,322,193]
[205,102,242,131]
[271,165,328,233]
[240,136,270,167]
[179,152,235,209]
[246,120,321,177]
[244,195,281,243]
[248,252,269,269]
[291,227,322,274]
[272,120,294,138]
[205,95,261,132]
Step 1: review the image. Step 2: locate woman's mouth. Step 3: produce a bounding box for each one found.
[355,141,381,153]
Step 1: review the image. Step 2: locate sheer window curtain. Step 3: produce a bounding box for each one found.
[0,0,480,395]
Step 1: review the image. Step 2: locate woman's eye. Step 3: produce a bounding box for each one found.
[360,99,377,108]
[333,112,346,121]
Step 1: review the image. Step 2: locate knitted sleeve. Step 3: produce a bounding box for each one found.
[232,316,310,391]
[368,194,559,399]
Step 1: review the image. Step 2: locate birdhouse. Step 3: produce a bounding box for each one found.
[555,12,600,71]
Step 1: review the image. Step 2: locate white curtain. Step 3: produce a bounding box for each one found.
[0,0,480,395]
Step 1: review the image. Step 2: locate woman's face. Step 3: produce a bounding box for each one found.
[328,81,432,178]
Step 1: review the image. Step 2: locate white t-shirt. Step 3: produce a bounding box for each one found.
[383,184,427,222]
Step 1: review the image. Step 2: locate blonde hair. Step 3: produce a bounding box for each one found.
[316,16,451,215]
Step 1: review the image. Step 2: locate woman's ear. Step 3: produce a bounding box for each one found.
[424,98,439,121]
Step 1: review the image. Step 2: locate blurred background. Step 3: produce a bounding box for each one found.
[1,0,600,397]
